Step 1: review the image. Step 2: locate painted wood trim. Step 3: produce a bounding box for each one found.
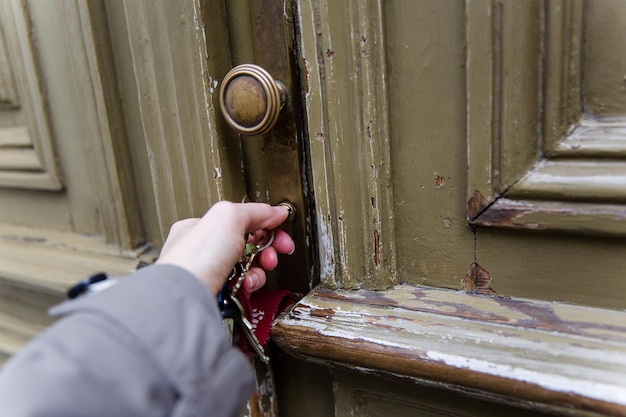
[543,0,584,150]
[551,119,626,157]
[0,222,154,360]
[0,0,62,190]
[273,286,626,416]
[122,0,245,239]
[467,0,626,236]
[296,0,397,289]
[61,0,143,250]
[466,0,497,202]
[0,22,19,108]
[470,197,626,235]
[509,160,626,202]
[466,0,542,199]
[0,222,152,296]
[498,0,542,188]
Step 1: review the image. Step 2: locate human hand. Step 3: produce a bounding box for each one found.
[156,201,294,297]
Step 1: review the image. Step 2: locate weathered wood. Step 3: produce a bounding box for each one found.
[468,0,626,238]
[61,0,143,250]
[0,223,151,295]
[0,223,154,362]
[122,0,245,240]
[551,120,626,157]
[273,286,626,416]
[509,160,626,202]
[0,0,63,190]
[471,198,626,236]
[296,0,398,289]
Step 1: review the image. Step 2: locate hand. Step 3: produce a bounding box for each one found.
[156,201,295,297]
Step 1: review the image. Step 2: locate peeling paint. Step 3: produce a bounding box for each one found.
[317,207,337,287]
[273,287,626,414]
[461,263,497,296]
[435,173,445,188]
[467,189,490,220]
[426,351,626,407]
[373,230,380,266]
[311,308,335,319]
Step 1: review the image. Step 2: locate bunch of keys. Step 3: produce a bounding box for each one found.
[217,230,275,363]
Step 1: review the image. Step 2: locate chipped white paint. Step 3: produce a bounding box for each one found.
[317,207,337,286]
[426,351,626,406]
[275,287,626,412]
[191,0,225,199]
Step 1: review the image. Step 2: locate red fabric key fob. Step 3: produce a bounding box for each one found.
[236,289,293,358]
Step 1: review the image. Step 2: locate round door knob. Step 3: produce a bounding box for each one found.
[219,64,286,135]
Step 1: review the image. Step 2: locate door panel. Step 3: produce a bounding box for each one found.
[3,0,626,415]
[0,0,150,362]
[583,0,626,116]
[467,0,626,309]
[273,0,626,415]
[297,0,626,308]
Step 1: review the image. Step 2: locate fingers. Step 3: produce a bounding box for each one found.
[248,229,294,255]
[243,267,267,293]
[207,201,289,234]
[256,247,278,270]
[241,202,290,233]
[157,201,294,297]
[271,229,295,255]
[244,230,294,294]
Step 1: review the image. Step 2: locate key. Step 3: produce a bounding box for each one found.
[230,230,274,297]
[217,290,237,343]
[230,246,258,297]
[230,295,270,363]
[218,229,275,361]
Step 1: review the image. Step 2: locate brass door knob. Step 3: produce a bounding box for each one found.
[219,64,286,135]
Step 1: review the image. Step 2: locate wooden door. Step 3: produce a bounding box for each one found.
[0,0,149,362]
[0,0,311,413]
[2,1,626,416]
[268,0,626,416]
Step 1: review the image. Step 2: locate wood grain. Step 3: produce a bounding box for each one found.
[273,286,626,416]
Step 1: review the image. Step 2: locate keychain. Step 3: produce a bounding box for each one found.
[217,230,275,363]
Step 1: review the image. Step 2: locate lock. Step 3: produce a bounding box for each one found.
[278,201,296,224]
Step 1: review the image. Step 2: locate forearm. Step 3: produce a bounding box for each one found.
[0,265,254,417]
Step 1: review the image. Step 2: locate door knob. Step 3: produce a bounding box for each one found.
[219,64,286,135]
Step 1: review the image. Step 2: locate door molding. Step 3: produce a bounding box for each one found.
[273,286,626,416]
[297,0,398,289]
[467,0,626,236]
[121,0,245,239]
[0,0,62,190]
[62,0,143,249]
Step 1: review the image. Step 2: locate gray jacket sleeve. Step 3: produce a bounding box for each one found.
[0,264,255,417]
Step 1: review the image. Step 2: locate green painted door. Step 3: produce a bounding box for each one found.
[262,1,626,416]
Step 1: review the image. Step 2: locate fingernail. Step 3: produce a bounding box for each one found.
[278,202,296,224]
[248,273,259,290]
[288,243,296,255]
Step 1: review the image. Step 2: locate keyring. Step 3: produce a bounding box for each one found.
[256,230,275,252]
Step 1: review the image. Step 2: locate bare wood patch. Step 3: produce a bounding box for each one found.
[461,262,498,296]
[466,190,490,220]
[274,286,626,416]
